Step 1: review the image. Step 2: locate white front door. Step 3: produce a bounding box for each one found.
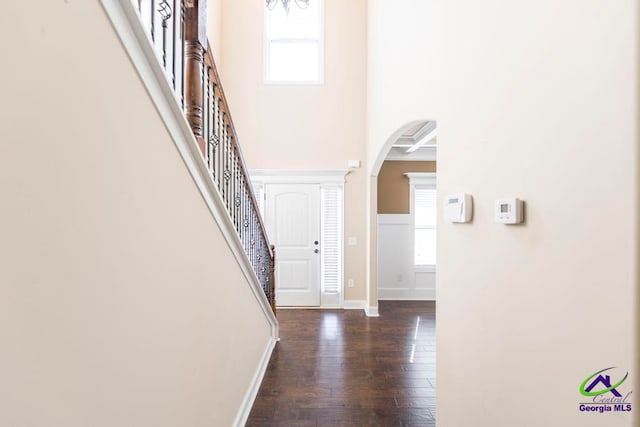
[265,184,321,307]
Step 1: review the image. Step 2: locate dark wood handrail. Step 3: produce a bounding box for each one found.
[134,0,275,310]
[204,47,274,260]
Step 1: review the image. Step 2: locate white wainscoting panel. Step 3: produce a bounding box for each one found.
[378,215,436,300]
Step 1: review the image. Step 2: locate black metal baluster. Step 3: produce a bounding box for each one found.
[252,215,257,274]
[171,0,177,89]
[222,121,227,204]
[218,99,223,187]
[256,217,260,279]
[232,156,238,230]
[213,90,219,180]
[248,209,253,266]
[224,122,231,208]
[234,150,240,231]
[220,116,226,197]
[260,238,266,293]
[242,184,248,249]
[180,0,185,108]
[226,131,232,209]
[247,187,252,252]
[257,236,262,291]
[263,240,270,300]
[238,168,243,233]
[230,142,236,223]
[150,0,156,42]
[239,180,244,245]
[204,67,211,170]
[209,77,215,173]
[227,133,232,210]
[158,1,171,68]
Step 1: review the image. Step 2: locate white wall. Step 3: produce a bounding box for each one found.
[0,2,272,425]
[368,0,638,426]
[219,0,369,303]
[207,0,223,62]
[367,1,443,173]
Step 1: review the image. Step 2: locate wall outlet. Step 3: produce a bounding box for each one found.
[348,279,354,288]
[397,274,403,283]
[348,237,357,246]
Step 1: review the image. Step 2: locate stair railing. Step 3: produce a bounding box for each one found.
[133,0,276,312]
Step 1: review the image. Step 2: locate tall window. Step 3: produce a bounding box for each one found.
[407,173,437,267]
[264,1,324,83]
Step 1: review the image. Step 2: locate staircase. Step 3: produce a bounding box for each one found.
[105,0,276,314]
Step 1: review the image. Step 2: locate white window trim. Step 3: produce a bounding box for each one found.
[263,0,325,85]
[250,170,347,308]
[405,172,437,271]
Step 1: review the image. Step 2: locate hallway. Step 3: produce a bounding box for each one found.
[247,301,436,426]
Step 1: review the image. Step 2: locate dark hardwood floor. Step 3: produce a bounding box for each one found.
[246,301,436,426]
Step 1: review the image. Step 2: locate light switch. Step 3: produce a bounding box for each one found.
[348,237,357,246]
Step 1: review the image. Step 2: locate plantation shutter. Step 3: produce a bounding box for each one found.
[321,185,342,295]
[414,187,437,228]
[414,186,437,266]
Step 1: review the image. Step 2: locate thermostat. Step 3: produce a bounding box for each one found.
[495,198,524,224]
[444,193,473,223]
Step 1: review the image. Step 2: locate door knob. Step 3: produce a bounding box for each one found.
[314,249,319,254]
[314,240,319,245]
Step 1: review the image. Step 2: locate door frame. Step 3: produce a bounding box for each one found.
[251,170,348,308]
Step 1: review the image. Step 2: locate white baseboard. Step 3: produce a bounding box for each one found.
[366,306,380,317]
[343,299,367,310]
[276,300,380,317]
[343,300,379,317]
[378,288,436,300]
[233,336,277,427]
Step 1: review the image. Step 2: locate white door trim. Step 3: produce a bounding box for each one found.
[251,169,348,184]
[252,170,347,308]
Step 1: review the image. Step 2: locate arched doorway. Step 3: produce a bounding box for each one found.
[367,120,437,312]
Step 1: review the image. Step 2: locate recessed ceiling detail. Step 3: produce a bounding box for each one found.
[388,120,437,161]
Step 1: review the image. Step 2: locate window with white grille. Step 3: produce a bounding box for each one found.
[321,185,342,296]
[264,0,324,83]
